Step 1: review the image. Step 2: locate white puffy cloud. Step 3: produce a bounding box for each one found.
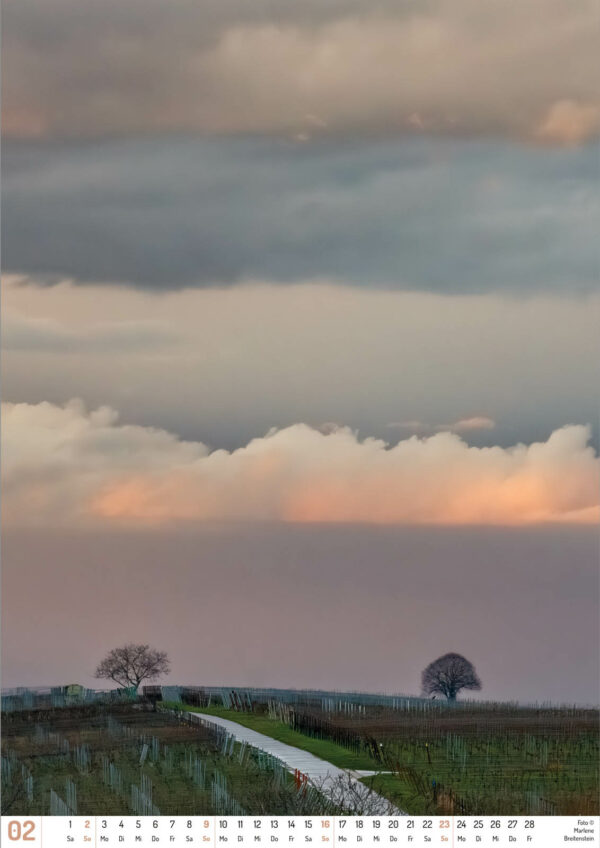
[2,400,598,528]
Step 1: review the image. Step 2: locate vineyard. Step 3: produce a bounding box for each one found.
[0,704,338,817]
[2,691,598,817]
[175,694,600,816]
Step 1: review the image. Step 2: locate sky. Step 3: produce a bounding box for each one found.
[1,0,599,702]
[2,526,598,704]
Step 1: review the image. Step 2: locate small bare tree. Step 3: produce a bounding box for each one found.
[95,643,170,692]
[421,653,481,702]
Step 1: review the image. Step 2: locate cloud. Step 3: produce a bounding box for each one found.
[390,417,496,434]
[536,100,600,146]
[452,416,496,433]
[1,312,177,352]
[3,281,598,453]
[3,0,598,143]
[2,400,598,528]
[3,138,598,291]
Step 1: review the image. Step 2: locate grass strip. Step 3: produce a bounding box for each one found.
[165,704,377,771]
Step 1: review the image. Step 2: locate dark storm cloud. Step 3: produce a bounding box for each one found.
[2,138,597,292]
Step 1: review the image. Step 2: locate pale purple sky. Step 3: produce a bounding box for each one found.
[2,525,598,704]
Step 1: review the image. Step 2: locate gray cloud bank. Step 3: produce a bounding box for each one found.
[3,0,598,142]
[2,526,598,704]
[3,138,597,291]
[3,281,598,451]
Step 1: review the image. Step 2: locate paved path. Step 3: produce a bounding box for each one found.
[190,712,403,815]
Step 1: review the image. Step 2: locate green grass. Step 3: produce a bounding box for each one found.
[359,772,425,814]
[166,704,377,770]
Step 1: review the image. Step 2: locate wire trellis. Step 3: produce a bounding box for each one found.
[131,773,160,816]
[49,789,70,816]
[73,744,91,773]
[101,756,124,795]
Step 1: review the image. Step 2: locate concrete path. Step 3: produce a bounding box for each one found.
[190,712,404,815]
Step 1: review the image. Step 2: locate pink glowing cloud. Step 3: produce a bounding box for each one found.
[2,400,598,528]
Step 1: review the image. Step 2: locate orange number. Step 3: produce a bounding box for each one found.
[8,821,36,841]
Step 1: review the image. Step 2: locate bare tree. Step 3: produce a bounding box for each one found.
[421,653,481,702]
[94,643,170,692]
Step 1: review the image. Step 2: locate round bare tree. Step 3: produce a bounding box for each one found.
[421,652,481,702]
[95,643,170,693]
